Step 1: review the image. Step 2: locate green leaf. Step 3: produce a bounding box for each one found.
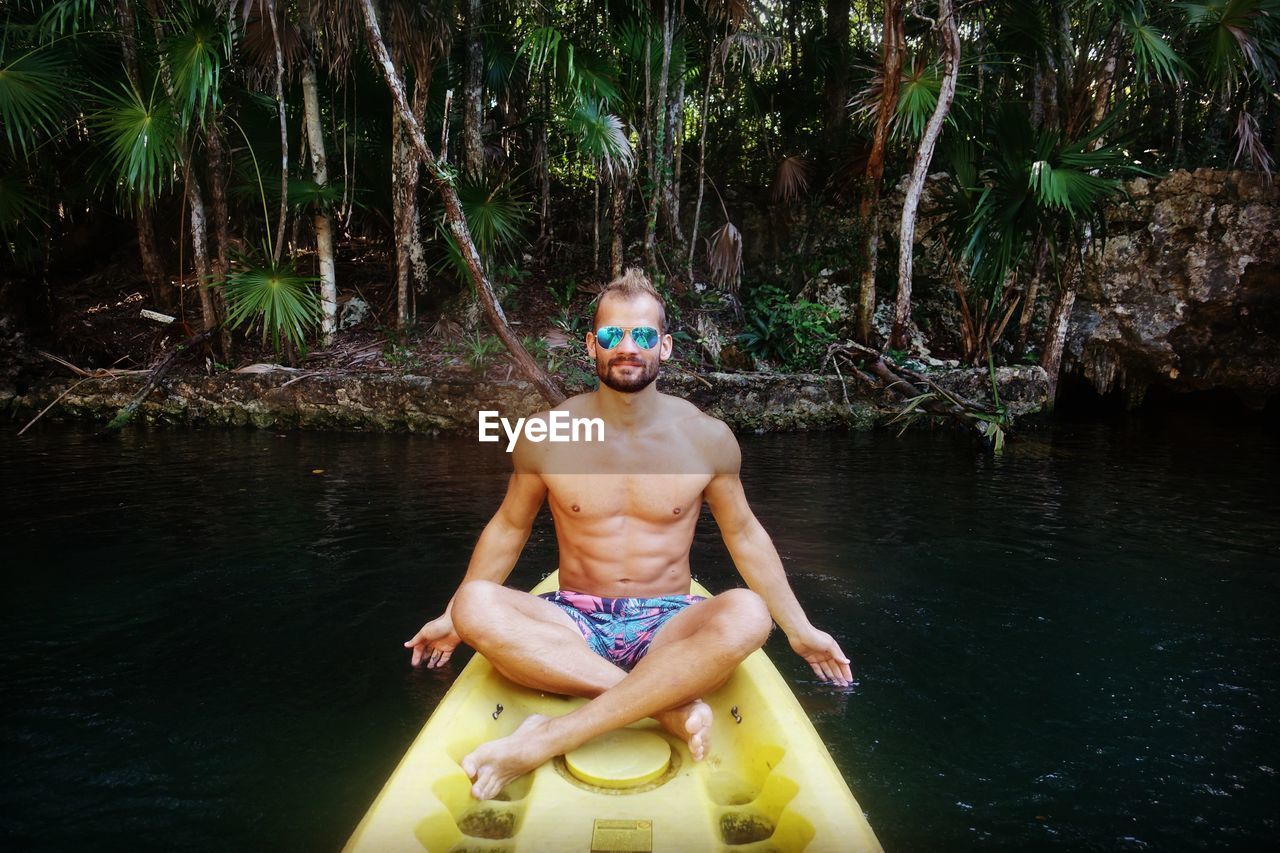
[0,46,69,156]
[566,100,633,177]
[165,2,231,127]
[1124,14,1185,83]
[220,249,322,352]
[287,177,342,211]
[92,81,181,203]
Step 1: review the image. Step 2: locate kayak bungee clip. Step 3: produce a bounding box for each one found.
[492,703,503,720]
[730,706,742,724]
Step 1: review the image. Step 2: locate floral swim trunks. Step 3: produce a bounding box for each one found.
[538,589,707,671]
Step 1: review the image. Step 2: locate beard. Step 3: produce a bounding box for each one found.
[597,354,660,393]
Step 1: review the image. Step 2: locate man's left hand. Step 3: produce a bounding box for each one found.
[788,627,853,687]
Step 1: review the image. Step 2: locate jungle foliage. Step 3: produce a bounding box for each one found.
[2,0,1276,373]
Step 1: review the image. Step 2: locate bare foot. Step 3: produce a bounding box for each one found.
[654,699,713,761]
[460,714,558,800]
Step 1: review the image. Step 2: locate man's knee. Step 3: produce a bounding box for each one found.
[714,588,773,651]
[451,580,504,645]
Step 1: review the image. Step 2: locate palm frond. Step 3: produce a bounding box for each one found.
[1179,0,1280,93]
[567,101,634,178]
[221,249,322,351]
[1124,11,1185,83]
[718,31,782,74]
[895,59,941,140]
[0,47,70,156]
[1232,107,1274,176]
[0,166,43,248]
[447,173,530,266]
[287,177,342,210]
[36,0,104,36]
[707,221,743,292]
[165,2,232,126]
[92,82,181,204]
[771,155,809,203]
[706,0,749,28]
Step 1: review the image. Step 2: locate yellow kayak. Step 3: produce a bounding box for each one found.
[346,572,883,852]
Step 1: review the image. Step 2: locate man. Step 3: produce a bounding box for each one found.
[404,269,852,801]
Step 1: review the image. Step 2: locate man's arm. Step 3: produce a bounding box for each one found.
[404,425,549,668]
[702,421,854,686]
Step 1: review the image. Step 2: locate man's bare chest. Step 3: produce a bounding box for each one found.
[542,471,712,524]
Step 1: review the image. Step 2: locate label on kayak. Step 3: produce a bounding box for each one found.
[590,818,653,852]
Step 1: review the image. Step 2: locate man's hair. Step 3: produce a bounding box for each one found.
[592,267,666,333]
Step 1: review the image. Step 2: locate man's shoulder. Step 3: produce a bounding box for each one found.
[659,394,736,455]
[529,393,596,419]
[666,394,730,431]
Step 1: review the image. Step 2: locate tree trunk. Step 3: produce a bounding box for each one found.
[1089,20,1123,143]
[687,46,714,284]
[1015,240,1049,357]
[593,178,601,272]
[855,0,903,343]
[204,120,234,360]
[301,19,338,345]
[359,0,564,405]
[822,0,850,153]
[392,107,417,328]
[1039,285,1076,408]
[671,74,684,206]
[463,0,485,177]
[116,0,170,310]
[187,176,217,335]
[644,7,672,271]
[1040,229,1089,407]
[143,0,217,339]
[406,89,429,307]
[889,0,959,352]
[662,71,684,250]
[265,0,289,262]
[611,174,626,279]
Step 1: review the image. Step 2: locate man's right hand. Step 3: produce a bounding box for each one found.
[404,614,462,668]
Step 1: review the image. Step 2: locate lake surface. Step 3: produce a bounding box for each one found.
[3,411,1277,851]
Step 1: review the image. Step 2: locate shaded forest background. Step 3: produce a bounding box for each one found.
[2,0,1277,402]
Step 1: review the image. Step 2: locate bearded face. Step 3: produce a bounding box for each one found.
[597,348,661,393]
[587,294,671,394]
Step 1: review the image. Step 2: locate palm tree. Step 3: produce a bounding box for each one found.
[357,0,564,406]
[889,0,961,352]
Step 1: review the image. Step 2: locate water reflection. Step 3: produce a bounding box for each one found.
[2,413,1277,850]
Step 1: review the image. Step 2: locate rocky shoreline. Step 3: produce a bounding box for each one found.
[3,365,1049,434]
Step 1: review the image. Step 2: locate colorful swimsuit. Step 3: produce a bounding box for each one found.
[538,589,707,671]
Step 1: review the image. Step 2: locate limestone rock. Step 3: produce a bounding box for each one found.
[1066,168,1280,408]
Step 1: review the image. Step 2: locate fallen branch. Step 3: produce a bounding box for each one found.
[38,350,148,378]
[98,328,217,435]
[824,340,1010,450]
[17,377,99,436]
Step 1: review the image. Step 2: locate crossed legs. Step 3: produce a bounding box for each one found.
[450,580,772,799]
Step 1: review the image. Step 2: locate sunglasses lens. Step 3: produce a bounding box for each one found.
[632,327,659,349]
[596,326,624,349]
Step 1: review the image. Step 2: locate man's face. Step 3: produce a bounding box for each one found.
[586,294,672,394]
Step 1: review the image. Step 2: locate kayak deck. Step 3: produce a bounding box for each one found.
[346,573,882,852]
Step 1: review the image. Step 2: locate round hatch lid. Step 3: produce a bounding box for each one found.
[565,729,672,789]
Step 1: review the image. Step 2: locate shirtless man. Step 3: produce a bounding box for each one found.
[404,269,853,801]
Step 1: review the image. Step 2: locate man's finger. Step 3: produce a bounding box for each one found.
[809,661,826,681]
[838,660,853,683]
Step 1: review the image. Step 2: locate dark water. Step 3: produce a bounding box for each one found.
[2,414,1277,851]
